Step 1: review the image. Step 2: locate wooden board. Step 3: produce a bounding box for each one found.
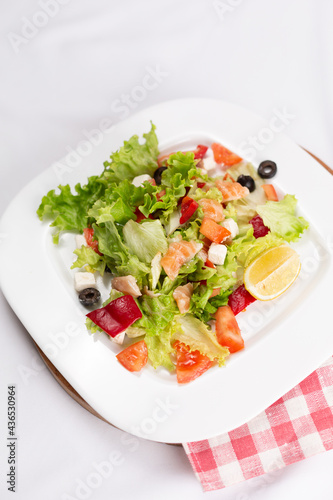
[34,149,332,438]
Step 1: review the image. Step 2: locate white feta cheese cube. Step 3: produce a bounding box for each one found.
[221,218,239,239]
[74,272,96,292]
[112,331,126,345]
[208,243,227,266]
[203,156,217,171]
[75,234,87,248]
[132,174,152,187]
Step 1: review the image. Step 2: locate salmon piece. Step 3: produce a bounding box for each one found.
[161,240,203,281]
[112,275,142,298]
[215,179,249,202]
[199,217,231,243]
[198,198,224,222]
[173,283,193,314]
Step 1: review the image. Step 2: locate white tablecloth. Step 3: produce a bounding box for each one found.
[1,1,332,498]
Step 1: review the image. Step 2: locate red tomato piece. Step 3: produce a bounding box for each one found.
[135,207,146,223]
[86,295,142,337]
[84,227,102,255]
[197,182,206,189]
[249,215,270,238]
[173,341,213,384]
[116,340,148,372]
[210,287,221,298]
[205,259,215,269]
[156,189,166,200]
[135,207,154,222]
[211,143,242,166]
[228,285,256,315]
[215,305,244,353]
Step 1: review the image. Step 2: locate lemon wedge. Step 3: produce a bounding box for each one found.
[243,245,301,301]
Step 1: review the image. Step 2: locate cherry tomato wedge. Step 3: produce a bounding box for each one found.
[84,227,102,255]
[215,305,244,353]
[173,341,213,384]
[211,143,242,166]
[116,340,148,372]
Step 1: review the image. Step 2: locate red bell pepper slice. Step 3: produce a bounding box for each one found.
[86,295,142,338]
[180,196,199,224]
[228,285,256,315]
[193,145,208,160]
[249,215,270,238]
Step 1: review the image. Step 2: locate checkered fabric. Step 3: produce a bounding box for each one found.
[183,357,333,491]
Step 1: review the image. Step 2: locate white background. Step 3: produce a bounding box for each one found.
[1,0,333,499]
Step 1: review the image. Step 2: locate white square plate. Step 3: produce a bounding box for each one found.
[0,98,332,443]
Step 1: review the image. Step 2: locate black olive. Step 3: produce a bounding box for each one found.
[79,288,101,307]
[237,175,255,192]
[258,160,277,179]
[153,166,167,185]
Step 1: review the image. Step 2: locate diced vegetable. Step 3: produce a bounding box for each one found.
[215,305,244,353]
[249,215,270,238]
[173,341,213,384]
[84,227,102,255]
[199,217,231,243]
[228,284,256,315]
[211,143,242,166]
[261,184,278,201]
[116,340,148,372]
[180,196,199,224]
[86,295,142,337]
[193,145,208,160]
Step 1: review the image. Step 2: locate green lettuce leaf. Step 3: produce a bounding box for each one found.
[229,227,285,268]
[71,245,106,275]
[257,194,309,242]
[37,176,108,243]
[171,314,229,366]
[92,218,149,285]
[103,123,159,182]
[134,294,178,370]
[123,219,168,264]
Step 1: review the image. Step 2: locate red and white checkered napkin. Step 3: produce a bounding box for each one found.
[183,357,333,491]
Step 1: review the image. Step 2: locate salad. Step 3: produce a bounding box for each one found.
[37,123,309,384]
